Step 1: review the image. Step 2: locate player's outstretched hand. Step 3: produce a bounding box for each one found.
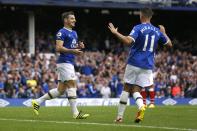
[158,25,166,34]
[71,49,83,55]
[78,41,85,49]
[108,22,118,34]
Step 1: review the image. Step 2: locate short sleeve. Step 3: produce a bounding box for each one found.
[159,32,168,45]
[129,26,140,42]
[56,30,65,41]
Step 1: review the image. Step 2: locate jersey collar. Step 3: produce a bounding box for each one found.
[63,27,72,32]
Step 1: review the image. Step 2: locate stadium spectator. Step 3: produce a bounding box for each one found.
[15,85,28,98]
[100,81,111,98]
[171,82,181,98]
[0,76,6,98]
[0,31,197,98]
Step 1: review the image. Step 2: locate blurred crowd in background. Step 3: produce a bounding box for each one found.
[0,31,197,99]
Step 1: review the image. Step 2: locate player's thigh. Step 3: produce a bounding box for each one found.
[123,83,141,94]
[56,63,76,83]
[136,69,153,88]
[64,80,76,88]
[123,64,138,85]
[57,80,77,95]
[56,63,77,94]
[123,83,133,92]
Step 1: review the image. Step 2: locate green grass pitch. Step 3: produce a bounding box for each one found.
[0,106,197,131]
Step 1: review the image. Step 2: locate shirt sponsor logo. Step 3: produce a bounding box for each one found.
[71,39,77,48]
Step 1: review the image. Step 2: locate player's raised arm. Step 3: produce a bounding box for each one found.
[159,25,172,48]
[108,23,133,45]
[56,40,83,55]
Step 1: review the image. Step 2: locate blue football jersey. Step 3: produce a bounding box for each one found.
[56,27,78,64]
[128,23,168,69]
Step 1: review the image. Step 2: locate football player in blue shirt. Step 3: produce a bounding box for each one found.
[108,8,172,123]
[32,11,89,119]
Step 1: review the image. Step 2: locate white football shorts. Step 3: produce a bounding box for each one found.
[56,63,76,82]
[123,64,153,87]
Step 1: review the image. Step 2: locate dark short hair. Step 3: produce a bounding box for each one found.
[140,8,153,18]
[61,11,74,22]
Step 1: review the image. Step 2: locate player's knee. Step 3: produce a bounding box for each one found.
[65,80,76,87]
[141,88,146,92]
[57,88,65,95]
[131,85,141,94]
[66,87,77,98]
[149,88,154,92]
[149,86,154,91]
[57,82,67,95]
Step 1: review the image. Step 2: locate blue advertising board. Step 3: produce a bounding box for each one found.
[0,98,197,107]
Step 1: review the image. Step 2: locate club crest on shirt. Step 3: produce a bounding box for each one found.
[57,32,62,37]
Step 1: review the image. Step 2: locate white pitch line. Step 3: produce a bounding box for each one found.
[0,118,196,131]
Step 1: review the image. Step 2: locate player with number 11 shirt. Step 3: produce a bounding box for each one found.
[108,8,172,123]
